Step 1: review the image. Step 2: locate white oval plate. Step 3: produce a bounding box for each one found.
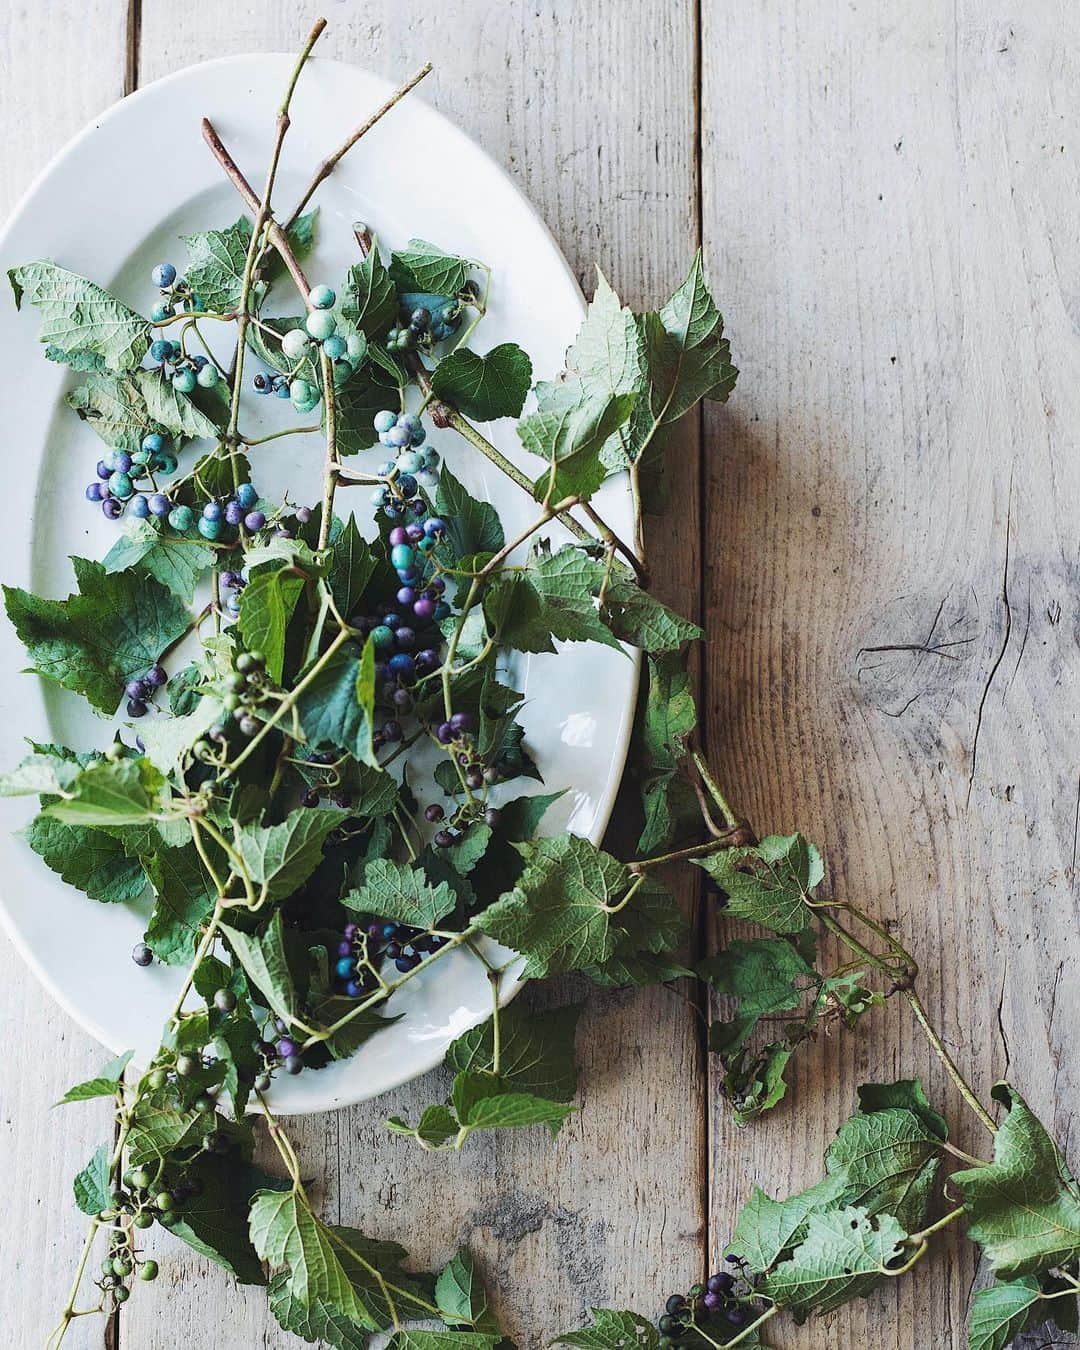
[0,55,639,1114]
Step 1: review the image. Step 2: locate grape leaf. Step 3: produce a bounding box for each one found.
[435,464,505,562]
[518,382,636,503]
[56,1050,133,1105]
[430,344,532,421]
[238,566,306,684]
[857,1079,948,1143]
[447,1001,582,1102]
[327,514,385,618]
[296,639,378,767]
[953,1083,1080,1279]
[474,833,634,977]
[826,1103,945,1231]
[581,877,689,988]
[760,1206,908,1321]
[483,544,623,655]
[23,813,146,904]
[451,1078,574,1136]
[66,370,166,454]
[236,808,339,906]
[386,1104,461,1150]
[635,650,698,852]
[694,833,823,935]
[389,240,475,295]
[0,748,84,797]
[169,1155,282,1286]
[125,1100,216,1166]
[341,241,397,336]
[968,1278,1047,1350]
[136,698,221,777]
[73,1143,111,1216]
[333,377,396,456]
[345,858,456,929]
[268,1271,369,1349]
[102,519,216,603]
[143,843,217,966]
[730,1172,850,1273]
[181,216,261,314]
[698,937,816,1054]
[42,756,164,827]
[4,557,190,713]
[221,912,297,1023]
[135,367,223,440]
[553,1308,661,1350]
[8,261,149,369]
[600,574,701,652]
[435,1249,500,1333]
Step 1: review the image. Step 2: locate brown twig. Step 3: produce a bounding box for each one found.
[284,63,434,230]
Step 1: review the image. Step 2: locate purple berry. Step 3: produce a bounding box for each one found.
[381,720,403,743]
[436,722,454,744]
[102,498,123,520]
[145,664,167,687]
[96,460,111,480]
[125,679,147,700]
[127,698,147,717]
[388,526,408,546]
[424,803,445,823]
[85,483,104,502]
[396,586,415,607]
[244,511,266,531]
[434,829,455,849]
[276,1038,298,1059]
[413,597,436,620]
[149,493,171,517]
[225,500,243,526]
[449,712,473,734]
[423,517,445,537]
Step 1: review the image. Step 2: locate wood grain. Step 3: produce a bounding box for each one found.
[701,1,1080,1346]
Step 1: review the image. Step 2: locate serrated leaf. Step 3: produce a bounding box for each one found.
[341,241,397,336]
[238,566,306,684]
[9,261,149,369]
[447,1001,582,1102]
[181,216,259,314]
[694,833,823,935]
[731,1172,851,1273]
[221,911,297,1023]
[102,519,215,603]
[435,1248,500,1333]
[135,366,222,440]
[483,545,623,656]
[455,1080,573,1136]
[57,1050,132,1104]
[144,843,217,966]
[237,808,338,906]
[268,1271,369,1349]
[169,1155,280,1285]
[43,756,164,827]
[435,464,505,563]
[699,937,816,1054]
[23,813,146,904]
[474,833,633,978]
[760,1206,908,1321]
[968,1278,1046,1350]
[431,344,532,421]
[333,377,394,455]
[387,1104,461,1149]
[125,1100,215,1166]
[4,557,190,714]
[635,650,698,852]
[954,1083,1080,1279]
[137,698,220,777]
[65,369,163,455]
[826,1105,944,1230]
[296,639,378,766]
[857,1079,948,1142]
[0,749,83,796]
[389,239,475,295]
[346,857,456,929]
[327,514,384,618]
[582,877,688,988]
[601,574,701,652]
[519,384,636,503]
[553,1308,660,1350]
[73,1143,111,1216]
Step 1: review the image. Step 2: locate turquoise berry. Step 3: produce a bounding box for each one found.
[289,377,318,405]
[309,283,336,310]
[322,334,346,360]
[370,486,387,507]
[389,543,415,571]
[370,624,395,651]
[149,338,171,363]
[168,505,194,532]
[108,471,134,500]
[332,359,353,386]
[198,517,223,541]
[373,409,397,434]
[196,363,220,388]
[150,301,171,322]
[395,451,422,476]
[305,309,336,341]
[236,483,258,509]
[142,432,166,455]
[131,449,149,466]
[153,451,179,475]
[418,534,437,553]
[172,369,197,394]
[345,333,365,359]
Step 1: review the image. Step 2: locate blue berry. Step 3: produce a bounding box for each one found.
[198,517,223,541]
[130,495,150,518]
[344,980,362,998]
[386,424,411,449]
[274,381,292,399]
[334,957,354,979]
[370,486,388,508]
[112,451,132,473]
[410,424,426,447]
[148,493,171,517]
[309,283,336,310]
[276,1037,298,1059]
[395,450,422,475]
[389,543,415,571]
[253,373,272,394]
[202,501,223,522]
[172,369,197,394]
[96,459,111,480]
[235,483,258,509]
[85,483,104,502]
[388,653,415,680]
[322,334,346,360]
[224,500,243,526]
[150,339,172,364]
[150,301,171,322]
[373,409,397,434]
[151,263,177,288]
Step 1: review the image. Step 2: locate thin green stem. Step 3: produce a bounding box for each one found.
[690,750,738,828]
[630,831,742,872]
[904,988,998,1136]
[718,1305,779,1349]
[905,1206,964,1247]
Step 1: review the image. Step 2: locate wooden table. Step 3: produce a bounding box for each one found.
[3,4,1077,1347]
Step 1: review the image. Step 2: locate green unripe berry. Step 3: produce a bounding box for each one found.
[332,359,353,386]
[305,309,336,341]
[196,363,220,388]
[131,1167,153,1190]
[114,1284,130,1303]
[213,988,237,1013]
[112,1257,132,1278]
[147,1068,167,1090]
[158,1211,178,1228]
[172,368,197,394]
[133,1212,154,1230]
[168,505,195,533]
[155,1191,174,1213]
[289,376,319,405]
[322,334,346,360]
[175,1052,199,1076]
[140,1260,159,1282]
[345,333,365,359]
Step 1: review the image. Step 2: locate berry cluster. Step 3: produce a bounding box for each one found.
[123,661,168,719]
[253,1019,306,1081]
[252,283,364,413]
[657,1264,761,1346]
[148,260,206,320]
[85,432,177,521]
[149,338,221,392]
[388,293,464,351]
[334,916,449,997]
[217,648,271,740]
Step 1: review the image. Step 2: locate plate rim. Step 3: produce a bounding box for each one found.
[0,50,641,1113]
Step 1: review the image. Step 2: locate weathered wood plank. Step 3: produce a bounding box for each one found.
[0,8,134,1347]
[702,2,1080,1346]
[127,3,704,1346]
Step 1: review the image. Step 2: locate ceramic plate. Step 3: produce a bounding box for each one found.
[0,54,638,1114]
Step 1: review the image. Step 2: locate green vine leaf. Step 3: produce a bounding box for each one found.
[731,1172,850,1274]
[327,514,386,618]
[760,1206,908,1322]
[699,937,816,1055]
[221,911,297,1023]
[474,833,633,977]
[143,843,218,966]
[518,381,636,502]
[954,1083,1080,1279]
[238,566,306,684]
[66,370,164,454]
[296,639,378,767]
[386,1104,461,1150]
[23,813,146,905]
[431,344,533,421]
[634,651,698,853]
[8,261,149,369]
[447,1001,582,1103]
[341,239,397,336]
[268,1271,369,1348]
[42,756,164,828]
[600,573,701,653]
[346,857,456,929]
[826,1100,945,1231]
[56,1050,132,1105]
[169,1155,282,1286]
[389,239,475,295]
[102,519,216,603]
[553,1308,661,1350]
[693,833,823,935]
[581,877,689,989]
[435,1248,500,1333]
[236,808,339,907]
[181,216,264,314]
[483,545,623,655]
[72,1143,111,1217]
[967,1277,1050,1350]
[135,367,223,439]
[435,464,505,562]
[5,557,190,713]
